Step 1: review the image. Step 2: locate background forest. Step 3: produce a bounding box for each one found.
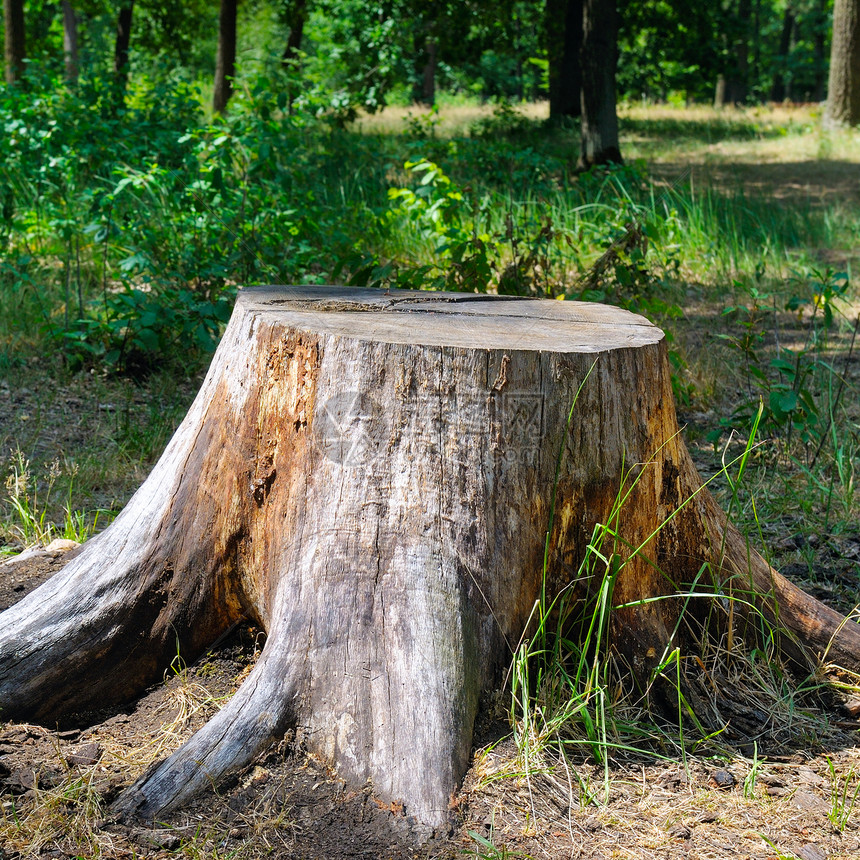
[2,2,860,857]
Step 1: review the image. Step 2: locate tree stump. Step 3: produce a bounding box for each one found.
[1,286,859,828]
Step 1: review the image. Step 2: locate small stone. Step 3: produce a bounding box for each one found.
[796,844,827,860]
[791,790,829,815]
[135,828,181,850]
[10,768,35,790]
[758,772,786,787]
[667,823,691,839]
[66,742,101,768]
[43,538,80,555]
[796,766,825,788]
[708,769,735,789]
[841,698,860,718]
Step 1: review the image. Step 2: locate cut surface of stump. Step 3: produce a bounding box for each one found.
[1,285,859,828]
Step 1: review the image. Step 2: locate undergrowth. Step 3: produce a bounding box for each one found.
[502,398,857,828]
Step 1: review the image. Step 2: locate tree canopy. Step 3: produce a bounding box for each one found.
[0,1,842,113]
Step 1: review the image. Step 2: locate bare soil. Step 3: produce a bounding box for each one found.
[2,372,860,859]
[2,547,860,860]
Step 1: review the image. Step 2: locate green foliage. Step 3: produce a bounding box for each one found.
[827,755,860,831]
[51,287,234,375]
[716,267,852,449]
[3,451,108,547]
[0,67,361,374]
[617,0,830,104]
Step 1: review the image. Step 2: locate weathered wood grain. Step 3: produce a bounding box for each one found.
[1,285,858,829]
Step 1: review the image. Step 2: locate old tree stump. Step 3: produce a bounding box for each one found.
[2,286,860,827]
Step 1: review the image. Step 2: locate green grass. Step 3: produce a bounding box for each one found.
[1,92,858,591]
[502,391,856,828]
[2,92,860,860]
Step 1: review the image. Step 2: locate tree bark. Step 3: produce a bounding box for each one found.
[2,286,859,829]
[213,0,238,114]
[281,0,306,67]
[826,0,860,126]
[813,0,828,102]
[62,0,79,86]
[420,36,437,107]
[725,0,751,104]
[547,0,582,120]
[770,6,794,102]
[114,2,134,93]
[714,74,727,108]
[578,0,621,168]
[3,0,26,85]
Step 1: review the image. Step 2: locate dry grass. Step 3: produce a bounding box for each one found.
[351,99,550,137]
[0,672,227,858]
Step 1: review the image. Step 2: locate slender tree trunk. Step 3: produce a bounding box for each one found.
[281,0,306,67]
[714,74,727,108]
[213,0,238,114]
[826,0,860,125]
[751,0,760,86]
[813,0,828,101]
[420,36,437,106]
[578,0,621,168]
[725,0,751,104]
[547,0,582,120]
[771,7,795,102]
[114,2,134,95]
[3,0,26,85]
[62,0,79,85]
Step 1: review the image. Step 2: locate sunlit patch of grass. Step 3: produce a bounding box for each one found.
[351,100,550,138]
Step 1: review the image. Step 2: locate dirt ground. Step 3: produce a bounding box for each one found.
[2,545,860,860]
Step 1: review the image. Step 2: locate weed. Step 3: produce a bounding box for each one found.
[4,452,58,546]
[716,267,853,450]
[826,755,860,832]
[464,825,532,859]
[759,835,801,860]
[505,392,842,833]
[743,743,761,798]
[2,451,109,548]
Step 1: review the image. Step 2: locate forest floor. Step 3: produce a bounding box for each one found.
[1,519,860,860]
[2,103,860,858]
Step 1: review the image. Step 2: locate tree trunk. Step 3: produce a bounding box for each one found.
[2,286,859,829]
[813,0,828,102]
[213,0,238,114]
[771,6,794,102]
[62,0,79,85]
[714,74,727,108]
[826,0,860,126]
[547,0,582,120]
[3,0,26,85]
[281,0,306,67]
[725,0,751,104]
[420,36,437,107]
[578,0,621,168]
[114,2,134,94]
